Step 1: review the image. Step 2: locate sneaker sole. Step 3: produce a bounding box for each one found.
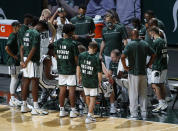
[70,115,77,118]
[21,111,30,113]
[59,114,68,117]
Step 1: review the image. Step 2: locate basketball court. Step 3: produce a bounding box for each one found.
[0,105,177,131]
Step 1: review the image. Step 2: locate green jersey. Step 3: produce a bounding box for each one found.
[23,28,40,65]
[102,24,127,56]
[78,51,102,88]
[123,39,155,75]
[6,33,20,66]
[71,15,95,35]
[18,24,29,46]
[152,38,167,71]
[109,61,119,76]
[54,38,79,75]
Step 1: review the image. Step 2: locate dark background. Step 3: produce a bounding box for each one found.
[0,0,43,23]
[141,0,178,45]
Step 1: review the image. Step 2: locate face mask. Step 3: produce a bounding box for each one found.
[78,14,85,19]
[106,22,113,28]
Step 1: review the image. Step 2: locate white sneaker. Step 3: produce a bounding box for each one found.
[31,108,48,115]
[21,104,31,113]
[70,110,79,118]
[85,115,96,124]
[9,99,16,107]
[153,103,159,107]
[161,103,168,111]
[59,110,68,117]
[128,115,138,120]
[9,98,22,107]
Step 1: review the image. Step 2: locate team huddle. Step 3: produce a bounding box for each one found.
[5,5,168,124]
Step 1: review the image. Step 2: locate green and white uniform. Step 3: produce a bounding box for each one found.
[6,33,20,75]
[151,38,168,84]
[22,28,41,78]
[78,51,102,96]
[54,38,79,86]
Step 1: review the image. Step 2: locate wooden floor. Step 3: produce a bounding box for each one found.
[0,105,177,131]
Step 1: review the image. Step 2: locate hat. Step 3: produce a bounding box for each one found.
[58,8,64,12]
[93,15,103,24]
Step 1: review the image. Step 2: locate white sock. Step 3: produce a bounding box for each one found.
[111,103,114,108]
[34,102,39,109]
[88,113,92,117]
[11,96,15,100]
[60,107,64,111]
[22,101,27,105]
[10,75,18,94]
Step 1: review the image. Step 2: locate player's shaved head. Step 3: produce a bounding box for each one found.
[131,29,139,39]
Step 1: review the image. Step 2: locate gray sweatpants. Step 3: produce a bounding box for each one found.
[128,74,147,117]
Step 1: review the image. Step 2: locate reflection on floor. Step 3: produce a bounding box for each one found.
[0,105,177,131]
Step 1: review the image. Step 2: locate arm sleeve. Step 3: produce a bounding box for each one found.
[70,17,75,24]
[123,44,129,57]
[121,26,128,39]
[7,33,16,46]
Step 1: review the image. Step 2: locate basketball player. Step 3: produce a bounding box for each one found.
[53,24,79,118]
[5,22,21,107]
[148,27,168,113]
[77,42,102,124]
[20,21,49,115]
